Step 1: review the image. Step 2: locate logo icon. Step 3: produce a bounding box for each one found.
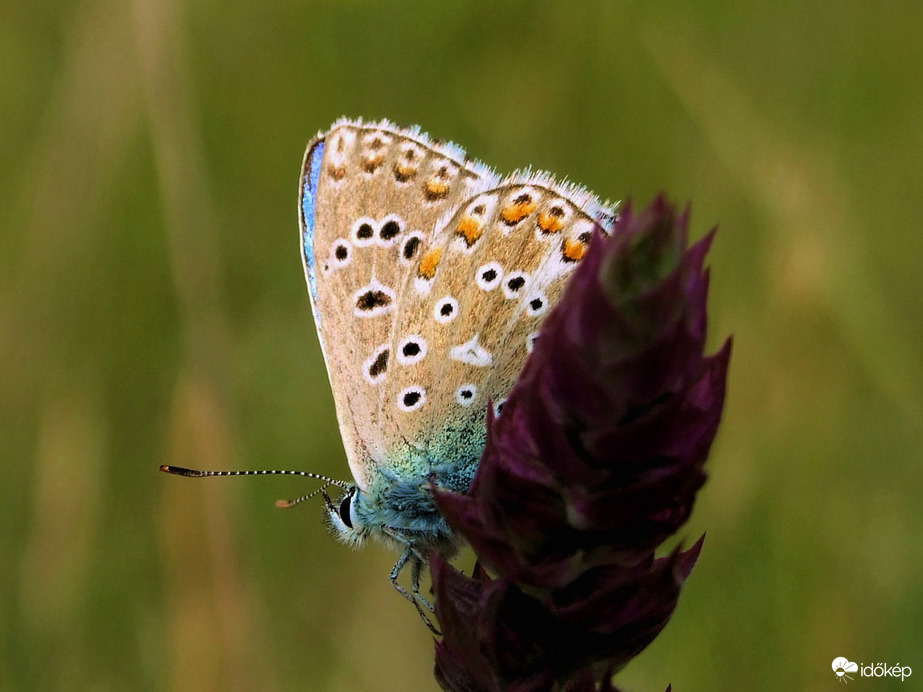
[833,657,859,683]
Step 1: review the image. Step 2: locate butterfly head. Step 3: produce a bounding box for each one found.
[323,484,371,548]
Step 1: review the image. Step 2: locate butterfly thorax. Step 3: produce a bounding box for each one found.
[335,461,472,557]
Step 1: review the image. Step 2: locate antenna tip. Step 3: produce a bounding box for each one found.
[275,499,293,508]
[160,465,202,477]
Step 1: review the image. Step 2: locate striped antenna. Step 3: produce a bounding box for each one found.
[275,485,336,509]
[159,465,350,509]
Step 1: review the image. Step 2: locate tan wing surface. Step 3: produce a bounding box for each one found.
[378,174,617,480]
[299,119,496,490]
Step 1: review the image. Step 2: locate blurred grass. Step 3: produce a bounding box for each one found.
[2,0,921,690]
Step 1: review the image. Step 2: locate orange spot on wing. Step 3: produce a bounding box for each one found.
[394,163,416,181]
[501,201,537,225]
[538,212,564,234]
[361,154,384,173]
[425,179,450,200]
[418,248,443,279]
[563,238,587,262]
[455,216,483,247]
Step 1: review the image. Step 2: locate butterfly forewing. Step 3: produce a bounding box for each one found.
[299,119,495,490]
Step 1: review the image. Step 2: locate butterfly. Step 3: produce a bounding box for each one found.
[162,118,618,631]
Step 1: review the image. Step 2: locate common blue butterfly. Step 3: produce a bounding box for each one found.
[162,118,618,630]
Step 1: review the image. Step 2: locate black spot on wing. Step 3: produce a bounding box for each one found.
[368,349,389,378]
[357,290,392,311]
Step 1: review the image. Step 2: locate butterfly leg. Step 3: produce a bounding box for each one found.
[390,548,440,635]
[389,548,415,604]
[410,553,435,614]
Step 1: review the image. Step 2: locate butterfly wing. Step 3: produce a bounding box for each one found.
[299,119,497,491]
[379,176,618,487]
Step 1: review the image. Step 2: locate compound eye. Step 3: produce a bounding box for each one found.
[338,493,353,528]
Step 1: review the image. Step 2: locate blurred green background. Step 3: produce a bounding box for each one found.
[2,1,921,690]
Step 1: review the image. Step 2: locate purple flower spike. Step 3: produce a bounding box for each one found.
[432,196,731,691]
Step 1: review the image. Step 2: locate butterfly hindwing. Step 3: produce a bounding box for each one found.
[381,177,617,480]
